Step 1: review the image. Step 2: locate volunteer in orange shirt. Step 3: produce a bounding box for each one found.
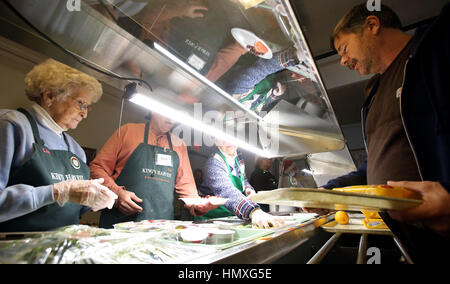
[90,112,220,228]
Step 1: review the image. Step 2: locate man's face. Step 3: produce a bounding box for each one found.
[260,159,273,171]
[334,30,377,75]
[152,112,174,133]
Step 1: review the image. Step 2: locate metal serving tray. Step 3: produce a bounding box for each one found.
[249,188,423,212]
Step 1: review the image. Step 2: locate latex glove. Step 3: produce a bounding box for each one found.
[53,178,118,211]
[250,209,285,229]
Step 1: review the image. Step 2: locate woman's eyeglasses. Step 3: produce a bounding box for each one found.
[69,96,92,113]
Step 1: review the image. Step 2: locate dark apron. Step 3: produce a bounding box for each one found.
[195,151,245,220]
[99,122,180,228]
[0,109,89,232]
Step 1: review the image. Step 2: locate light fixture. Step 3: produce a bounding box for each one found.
[128,92,272,158]
[302,169,313,175]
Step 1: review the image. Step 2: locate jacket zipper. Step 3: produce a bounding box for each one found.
[398,58,424,181]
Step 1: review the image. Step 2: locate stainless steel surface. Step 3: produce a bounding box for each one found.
[307,232,341,264]
[357,234,368,264]
[307,145,358,186]
[249,187,423,211]
[0,0,349,158]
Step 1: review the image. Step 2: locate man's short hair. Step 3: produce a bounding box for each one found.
[330,3,403,50]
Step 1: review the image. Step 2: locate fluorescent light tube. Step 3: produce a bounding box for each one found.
[129,93,272,158]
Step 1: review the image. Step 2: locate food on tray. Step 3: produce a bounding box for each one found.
[362,218,389,230]
[334,211,349,225]
[361,210,381,219]
[332,185,422,200]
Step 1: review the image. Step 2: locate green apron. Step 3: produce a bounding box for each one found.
[0,109,89,232]
[195,150,245,220]
[99,122,180,228]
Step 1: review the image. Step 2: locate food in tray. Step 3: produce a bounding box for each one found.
[179,229,209,244]
[206,229,235,245]
[332,185,422,200]
[113,220,187,232]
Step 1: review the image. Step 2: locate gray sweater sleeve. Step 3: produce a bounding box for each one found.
[203,155,259,220]
[0,111,56,222]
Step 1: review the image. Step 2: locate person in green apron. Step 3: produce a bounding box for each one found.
[197,140,284,229]
[0,59,117,232]
[90,112,222,228]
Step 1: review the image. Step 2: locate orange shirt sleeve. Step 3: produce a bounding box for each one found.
[204,41,247,82]
[89,124,143,195]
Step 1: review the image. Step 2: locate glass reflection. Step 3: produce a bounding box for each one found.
[88,0,333,123]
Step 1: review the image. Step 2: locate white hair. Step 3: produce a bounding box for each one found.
[25,58,102,104]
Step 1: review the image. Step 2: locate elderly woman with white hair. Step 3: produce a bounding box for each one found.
[197,139,284,229]
[0,58,117,232]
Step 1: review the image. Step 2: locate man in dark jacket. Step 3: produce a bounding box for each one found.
[250,157,278,212]
[323,2,450,263]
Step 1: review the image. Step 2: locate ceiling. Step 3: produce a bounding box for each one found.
[292,0,448,56]
[291,0,449,125]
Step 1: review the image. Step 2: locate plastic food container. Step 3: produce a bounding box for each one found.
[206,229,235,245]
[179,229,208,244]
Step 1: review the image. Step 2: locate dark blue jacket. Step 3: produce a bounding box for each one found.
[321,3,450,263]
[322,3,450,193]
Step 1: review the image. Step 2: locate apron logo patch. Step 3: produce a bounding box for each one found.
[42,148,51,155]
[70,156,81,170]
[142,168,172,178]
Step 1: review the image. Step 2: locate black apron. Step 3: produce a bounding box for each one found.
[99,122,180,228]
[0,109,89,232]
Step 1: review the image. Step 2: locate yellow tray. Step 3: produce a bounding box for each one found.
[249,188,422,212]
